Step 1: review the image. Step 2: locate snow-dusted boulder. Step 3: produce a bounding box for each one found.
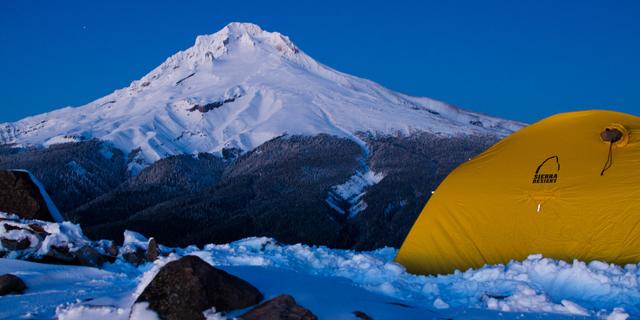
[135,255,263,320]
[120,231,162,266]
[0,212,116,269]
[0,170,62,222]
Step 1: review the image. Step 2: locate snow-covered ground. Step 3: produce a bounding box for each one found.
[0,22,524,174]
[0,215,636,320]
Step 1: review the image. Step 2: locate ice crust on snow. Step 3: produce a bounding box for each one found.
[0,23,524,172]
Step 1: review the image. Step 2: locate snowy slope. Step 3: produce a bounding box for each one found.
[0,213,635,319]
[0,22,523,171]
[1,239,635,320]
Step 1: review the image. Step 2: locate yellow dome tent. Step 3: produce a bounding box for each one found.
[396,110,640,275]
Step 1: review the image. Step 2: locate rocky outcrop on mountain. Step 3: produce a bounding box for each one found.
[240,294,317,320]
[0,170,58,221]
[135,255,263,320]
[0,140,127,214]
[0,274,26,296]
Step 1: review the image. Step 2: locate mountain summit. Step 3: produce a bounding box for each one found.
[0,22,523,171]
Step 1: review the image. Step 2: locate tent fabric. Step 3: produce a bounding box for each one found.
[395,110,640,275]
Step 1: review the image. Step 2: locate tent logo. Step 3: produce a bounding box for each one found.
[532,156,560,184]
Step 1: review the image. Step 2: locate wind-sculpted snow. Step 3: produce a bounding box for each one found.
[190,238,639,318]
[0,23,524,172]
[1,216,635,319]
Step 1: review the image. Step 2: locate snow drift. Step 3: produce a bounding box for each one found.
[0,213,636,319]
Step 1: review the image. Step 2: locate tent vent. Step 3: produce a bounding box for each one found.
[599,127,626,176]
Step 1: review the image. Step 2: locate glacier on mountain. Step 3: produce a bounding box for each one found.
[0,23,523,173]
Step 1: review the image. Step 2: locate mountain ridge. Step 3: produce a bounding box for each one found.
[0,22,524,173]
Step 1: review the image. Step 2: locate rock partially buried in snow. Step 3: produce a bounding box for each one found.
[240,294,317,320]
[0,274,27,296]
[0,170,61,222]
[43,245,77,264]
[121,231,162,266]
[145,237,159,262]
[0,237,31,251]
[122,247,147,266]
[74,245,105,268]
[135,255,263,320]
[0,213,112,268]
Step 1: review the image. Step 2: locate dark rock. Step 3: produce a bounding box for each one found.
[102,254,117,264]
[146,238,159,262]
[136,255,263,320]
[240,294,317,320]
[0,274,27,295]
[1,237,31,250]
[123,247,146,266]
[74,245,104,268]
[2,223,22,232]
[27,223,46,234]
[45,245,76,263]
[0,170,56,221]
[353,310,373,320]
[187,101,224,113]
[469,120,484,127]
[102,241,119,257]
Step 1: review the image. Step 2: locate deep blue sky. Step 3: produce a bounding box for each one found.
[0,0,638,123]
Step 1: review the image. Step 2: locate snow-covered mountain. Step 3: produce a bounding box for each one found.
[0,22,523,170]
